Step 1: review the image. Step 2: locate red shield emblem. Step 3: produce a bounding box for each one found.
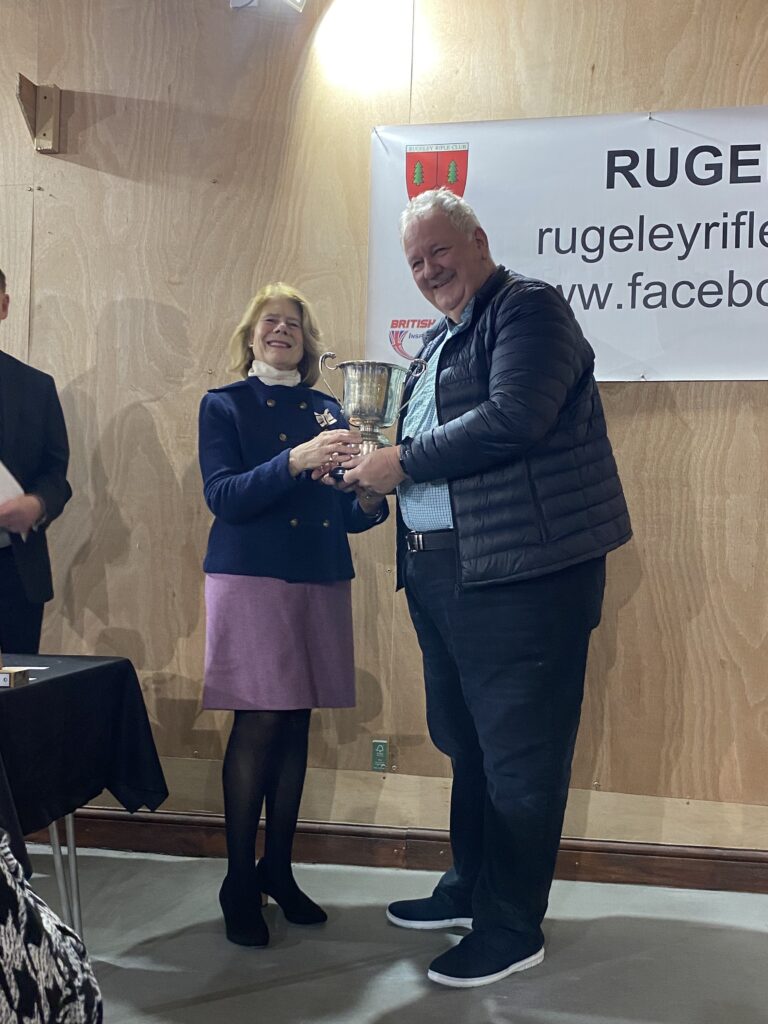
[406,144,469,199]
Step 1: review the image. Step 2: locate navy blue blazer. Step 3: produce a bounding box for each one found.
[199,377,387,582]
[0,351,71,603]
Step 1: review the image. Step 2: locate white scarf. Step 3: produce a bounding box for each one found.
[248,358,301,387]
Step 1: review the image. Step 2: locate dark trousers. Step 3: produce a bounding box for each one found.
[0,547,44,655]
[403,548,606,947]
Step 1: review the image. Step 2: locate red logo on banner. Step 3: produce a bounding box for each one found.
[406,144,469,199]
[389,329,415,359]
[388,317,437,359]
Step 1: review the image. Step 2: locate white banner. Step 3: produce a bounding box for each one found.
[366,106,768,381]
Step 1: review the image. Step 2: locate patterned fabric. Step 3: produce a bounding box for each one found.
[0,832,102,1024]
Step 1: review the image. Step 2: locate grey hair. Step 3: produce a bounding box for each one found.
[399,187,481,244]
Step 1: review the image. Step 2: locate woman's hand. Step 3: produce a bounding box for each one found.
[354,485,386,516]
[288,429,361,478]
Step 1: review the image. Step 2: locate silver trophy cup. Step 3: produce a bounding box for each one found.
[319,353,427,477]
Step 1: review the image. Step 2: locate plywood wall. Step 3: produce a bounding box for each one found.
[2,0,767,848]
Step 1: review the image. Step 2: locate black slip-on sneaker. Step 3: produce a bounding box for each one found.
[386,893,473,931]
[427,931,544,988]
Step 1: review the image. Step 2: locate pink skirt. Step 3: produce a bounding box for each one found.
[203,574,355,710]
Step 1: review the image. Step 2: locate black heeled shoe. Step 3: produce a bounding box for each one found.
[218,874,269,946]
[255,860,327,925]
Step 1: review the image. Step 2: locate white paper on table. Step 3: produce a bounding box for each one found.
[0,459,28,541]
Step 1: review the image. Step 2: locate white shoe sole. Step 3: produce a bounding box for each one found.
[427,946,545,988]
[386,909,473,931]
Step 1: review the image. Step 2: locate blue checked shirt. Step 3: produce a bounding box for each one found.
[398,300,475,531]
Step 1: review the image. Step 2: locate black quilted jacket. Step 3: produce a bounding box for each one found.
[396,266,632,590]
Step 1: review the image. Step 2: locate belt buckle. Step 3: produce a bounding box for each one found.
[407,532,425,553]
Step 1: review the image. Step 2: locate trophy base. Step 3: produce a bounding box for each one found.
[352,426,392,454]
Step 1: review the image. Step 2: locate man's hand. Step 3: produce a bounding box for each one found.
[337,446,406,495]
[0,495,44,535]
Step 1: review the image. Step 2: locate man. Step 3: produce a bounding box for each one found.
[0,267,71,654]
[341,188,631,988]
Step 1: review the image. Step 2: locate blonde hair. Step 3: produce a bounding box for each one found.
[228,282,322,385]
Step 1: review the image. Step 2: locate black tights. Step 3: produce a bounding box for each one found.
[222,708,311,885]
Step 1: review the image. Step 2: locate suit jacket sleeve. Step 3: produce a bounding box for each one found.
[342,492,389,533]
[30,378,72,524]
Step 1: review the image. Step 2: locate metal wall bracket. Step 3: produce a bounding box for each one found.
[16,73,61,153]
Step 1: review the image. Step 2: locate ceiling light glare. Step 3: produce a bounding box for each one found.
[315,0,421,95]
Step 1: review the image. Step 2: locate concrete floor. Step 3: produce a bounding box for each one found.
[28,845,768,1024]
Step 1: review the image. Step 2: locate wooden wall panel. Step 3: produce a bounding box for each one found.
[0,0,37,188]
[0,188,33,360]
[412,0,768,123]
[0,0,37,359]
[574,382,768,806]
[2,0,766,846]
[308,520,398,782]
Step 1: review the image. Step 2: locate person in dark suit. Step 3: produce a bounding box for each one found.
[0,267,72,654]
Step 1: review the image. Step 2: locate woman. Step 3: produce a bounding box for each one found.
[199,283,386,947]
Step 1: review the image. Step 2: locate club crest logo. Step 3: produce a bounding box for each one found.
[406,143,469,199]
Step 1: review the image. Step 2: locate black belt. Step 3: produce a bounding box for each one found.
[405,529,456,553]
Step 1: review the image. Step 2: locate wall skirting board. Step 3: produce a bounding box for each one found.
[33,808,768,894]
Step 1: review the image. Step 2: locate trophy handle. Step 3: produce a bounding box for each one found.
[319,351,342,405]
[408,358,427,377]
[399,358,428,416]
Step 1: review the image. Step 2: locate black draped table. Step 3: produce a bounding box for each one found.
[0,654,168,926]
